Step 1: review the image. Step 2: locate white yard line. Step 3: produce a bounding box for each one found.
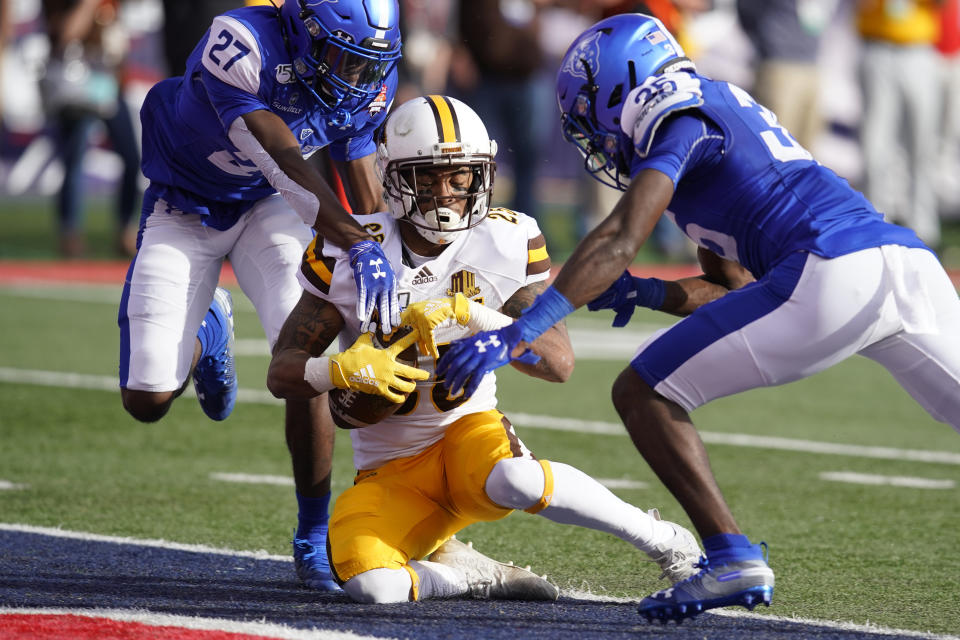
[819,471,956,489]
[3,367,960,466]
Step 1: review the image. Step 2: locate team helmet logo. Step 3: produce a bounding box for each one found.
[560,30,602,81]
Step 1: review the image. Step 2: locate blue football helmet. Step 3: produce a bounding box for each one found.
[556,13,695,190]
[279,0,401,125]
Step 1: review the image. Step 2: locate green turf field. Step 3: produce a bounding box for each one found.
[1,198,959,636]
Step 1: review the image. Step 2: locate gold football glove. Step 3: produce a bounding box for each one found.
[399,293,471,359]
[328,332,429,403]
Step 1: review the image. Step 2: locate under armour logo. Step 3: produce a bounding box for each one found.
[474,336,502,353]
[369,258,386,280]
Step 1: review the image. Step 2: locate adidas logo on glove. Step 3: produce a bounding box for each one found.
[348,364,378,387]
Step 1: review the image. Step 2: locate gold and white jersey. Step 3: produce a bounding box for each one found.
[297,208,551,469]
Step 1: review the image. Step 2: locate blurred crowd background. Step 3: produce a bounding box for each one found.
[2,0,959,264]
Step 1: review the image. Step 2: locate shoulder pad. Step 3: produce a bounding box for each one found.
[619,72,704,158]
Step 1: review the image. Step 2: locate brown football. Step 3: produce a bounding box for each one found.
[328,325,419,429]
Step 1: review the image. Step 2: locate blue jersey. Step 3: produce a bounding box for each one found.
[628,74,926,278]
[139,6,396,231]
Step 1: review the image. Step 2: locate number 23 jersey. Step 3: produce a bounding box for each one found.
[298,209,551,469]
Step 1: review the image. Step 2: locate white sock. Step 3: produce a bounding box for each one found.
[408,559,469,600]
[541,461,675,554]
[485,458,673,554]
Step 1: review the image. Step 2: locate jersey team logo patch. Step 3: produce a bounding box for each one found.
[275,63,295,84]
[446,270,481,298]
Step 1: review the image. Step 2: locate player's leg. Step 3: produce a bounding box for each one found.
[859,246,960,431]
[227,195,339,590]
[119,192,235,422]
[330,443,479,603]
[483,452,701,584]
[626,249,895,621]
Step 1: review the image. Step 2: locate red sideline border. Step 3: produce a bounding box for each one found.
[0,613,278,640]
[0,260,958,289]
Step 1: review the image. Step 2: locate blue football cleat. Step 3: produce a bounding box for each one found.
[192,287,237,421]
[293,534,342,592]
[638,546,774,624]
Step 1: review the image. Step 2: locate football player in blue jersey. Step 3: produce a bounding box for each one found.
[421,13,960,622]
[117,0,403,593]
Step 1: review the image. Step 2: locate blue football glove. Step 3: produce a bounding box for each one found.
[586,271,665,327]
[349,239,400,334]
[436,322,541,399]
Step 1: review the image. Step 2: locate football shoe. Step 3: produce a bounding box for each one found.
[638,544,774,623]
[192,287,237,421]
[427,538,559,601]
[644,508,702,584]
[293,534,342,592]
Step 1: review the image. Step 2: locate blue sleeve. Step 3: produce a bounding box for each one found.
[201,66,269,134]
[629,112,724,186]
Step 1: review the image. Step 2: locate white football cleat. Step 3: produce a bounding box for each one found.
[428,538,559,601]
[645,508,702,584]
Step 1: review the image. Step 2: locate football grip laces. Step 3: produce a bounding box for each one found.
[349,240,400,333]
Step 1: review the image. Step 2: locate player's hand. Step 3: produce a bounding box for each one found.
[586,270,665,327]
[436,323,540,398]
[349,239,401,334]
[400,293,471,359]
[328,332,429,403]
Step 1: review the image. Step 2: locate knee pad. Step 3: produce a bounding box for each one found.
[342,567,414,603]
[484,458,553,513]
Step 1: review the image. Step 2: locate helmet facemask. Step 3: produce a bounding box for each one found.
[383,158,495,245]
[560,92,630,191]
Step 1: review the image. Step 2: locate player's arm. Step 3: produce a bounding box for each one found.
[238,109,370,249]
[333,153,388,215]
[267,290,427,402]
[502,280,574,382]
[650,248,756,317]
[267,290,346,399]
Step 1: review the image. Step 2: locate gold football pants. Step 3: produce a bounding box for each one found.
[329,410,549,583]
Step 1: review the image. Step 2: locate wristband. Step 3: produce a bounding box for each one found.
[516,286,575,344]
[466,299,514,332]
[303,356,334,393]
[635,277,666,310]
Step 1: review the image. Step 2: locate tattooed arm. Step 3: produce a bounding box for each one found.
[266,291,346,399]
[502,280,575,383]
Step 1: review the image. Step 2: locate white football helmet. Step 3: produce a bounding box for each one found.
[377,95,497,245]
